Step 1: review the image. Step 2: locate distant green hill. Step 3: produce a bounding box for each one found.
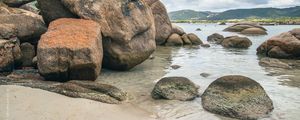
[168,6,300,20]
[168,10,217,20]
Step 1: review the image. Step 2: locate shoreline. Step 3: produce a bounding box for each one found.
[0,46,174,120]
[0,85,155,120]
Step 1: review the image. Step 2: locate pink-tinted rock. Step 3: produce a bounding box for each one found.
[37,18,103,81]
[257,29,300,59]
[62,0,156,70]
[150,0,172,45]
[165,33,183,46]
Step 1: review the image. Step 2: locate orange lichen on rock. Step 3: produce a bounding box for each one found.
[39,18,101,49]
[37,18,103,81]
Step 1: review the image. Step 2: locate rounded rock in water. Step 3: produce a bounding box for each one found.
[202,75,274,120]
[152,77,199,101]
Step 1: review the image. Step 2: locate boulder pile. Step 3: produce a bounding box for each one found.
[165,24,203,46]
[224,22,267,35]
[0,0,163,80]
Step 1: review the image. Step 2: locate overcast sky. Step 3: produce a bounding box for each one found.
[161,0,300,12]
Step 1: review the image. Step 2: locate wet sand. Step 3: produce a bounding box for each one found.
[0,85,155,120]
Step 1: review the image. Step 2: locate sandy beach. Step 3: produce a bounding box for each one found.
[0,85,155,120]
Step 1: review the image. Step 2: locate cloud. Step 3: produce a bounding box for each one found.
[161,0,300,12]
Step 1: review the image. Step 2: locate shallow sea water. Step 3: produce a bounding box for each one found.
[98,23,300,120]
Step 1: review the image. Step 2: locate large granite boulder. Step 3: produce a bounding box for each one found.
[152,77,199,101]
[37,0,78,25]
[150,0,172,45]
[3,0,34,7]
[221,36,252,48]
[207,33,224,44]
[61,0,156,70]
[165,33,183,46]
[37,18,103,81]
[224,22,267,35]
[202,75,274,120]
[0,39,21,72]
[257,28,300,59]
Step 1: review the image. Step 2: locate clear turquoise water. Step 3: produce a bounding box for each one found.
[164,23,300,120]
[100,23,300,120]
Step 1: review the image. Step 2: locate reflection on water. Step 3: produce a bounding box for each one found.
[98,23,300,120]
[260,58,300,88]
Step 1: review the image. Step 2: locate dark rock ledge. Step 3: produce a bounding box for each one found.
[0,77,128,104]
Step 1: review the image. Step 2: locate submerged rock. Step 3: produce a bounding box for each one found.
[202,75,274,120]
[221,36,252,48]
[259,57,292,69]
[170,65,181,70]
[152,77,199,101]
[200,73,210,78]
[196,28,202,31]
[0,39,21,72]
[0,77,128,104]
[62,0,156,71]
[150,0,172,45]
[257,28,300,59]
[207,33,224,44]
[37,18,103,81]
